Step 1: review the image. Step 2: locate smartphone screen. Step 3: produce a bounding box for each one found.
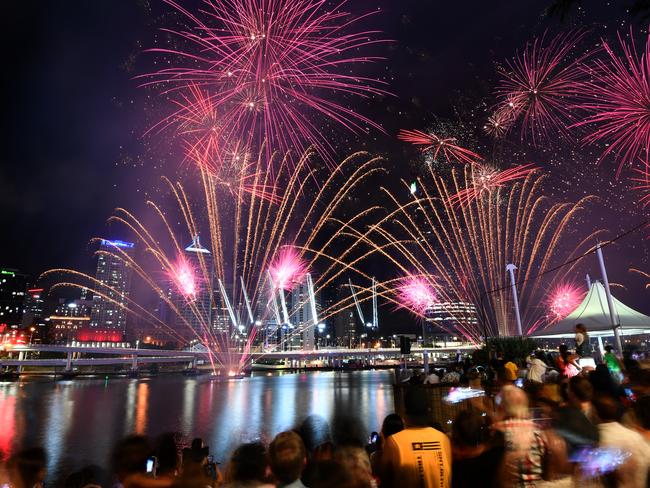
[146,457,156,474]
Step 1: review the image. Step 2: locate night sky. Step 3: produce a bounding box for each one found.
[3,0,650,315]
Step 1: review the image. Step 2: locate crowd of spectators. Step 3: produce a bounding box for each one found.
[2,337,649,488]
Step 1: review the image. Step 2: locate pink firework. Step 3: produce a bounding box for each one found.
[546,283,585,322]
[396,275,437,315]
[496,30,588,144]
[169,256,198,298]
[448,163,539,206]
[141,0,389,164]
[575,31,650,175]
[269,247,307,291]
[397,129,482,165]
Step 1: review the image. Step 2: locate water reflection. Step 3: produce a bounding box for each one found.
[0,370,394,483]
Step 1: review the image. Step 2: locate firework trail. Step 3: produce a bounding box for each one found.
[43,150,386,373]
[351,166,600,339]
[397,129,482,165]
[141,0,389,169]
[448,163,539,207]
[575,31,650,175]
[494,30,588,144]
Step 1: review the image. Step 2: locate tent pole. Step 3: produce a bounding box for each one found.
[585,274,591,289]
[506,264,523,336]
[596,242,623,355]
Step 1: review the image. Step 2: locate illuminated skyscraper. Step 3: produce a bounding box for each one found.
[22,287,45,326]
[89,239,134,338]
[424,301,478,345]
[0,268,27,331]
[289,277,319,351]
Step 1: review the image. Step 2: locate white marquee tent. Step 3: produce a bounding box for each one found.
[532,281,650,339]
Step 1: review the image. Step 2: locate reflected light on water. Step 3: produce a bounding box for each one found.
[4,370,394,483]
[135,382,149,434]
[0,384,17,458]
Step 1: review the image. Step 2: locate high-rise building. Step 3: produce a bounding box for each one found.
[168,236,214,344]
[289,277,319,351]
[22,287,45,327]
[0,268,27,332]
[334,283,357,348]
[89,239,134,339]
[424,301,478,345]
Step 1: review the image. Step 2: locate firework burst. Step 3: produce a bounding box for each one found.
[170,255,198,298]
[546,282,585,322]
[397,129,482,165]
[448,163,539,207]
[395,274,437,315]
[575,31,650,175]
[43,151,387,373]
[495,30,588,144]
[354,167,600,339]
[141,0,389,168]
[269,247,308,291]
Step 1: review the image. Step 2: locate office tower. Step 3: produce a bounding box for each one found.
[289,277,319,351]
[424,301,478,345]
[0,268,27,331]
[22,287,45,328]
[89,239,134,339]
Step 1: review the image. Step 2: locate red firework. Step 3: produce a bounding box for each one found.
[496,30,588,144]
[141,0,389,165]
[448,163,539,207]
[397,129,482,165]
[575,31,650,175]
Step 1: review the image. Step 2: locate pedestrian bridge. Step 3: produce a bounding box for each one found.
[1,344,476,373]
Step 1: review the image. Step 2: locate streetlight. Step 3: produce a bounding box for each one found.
[29,327,36,345]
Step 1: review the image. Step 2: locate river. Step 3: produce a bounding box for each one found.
[0,370,395,484]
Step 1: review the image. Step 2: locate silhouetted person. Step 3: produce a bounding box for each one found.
[269,431,307,488]
[224,442,273,488]
[370,414,404,475]
[451,411,504,488]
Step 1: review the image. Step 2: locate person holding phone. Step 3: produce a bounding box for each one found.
[369,414,404,476]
